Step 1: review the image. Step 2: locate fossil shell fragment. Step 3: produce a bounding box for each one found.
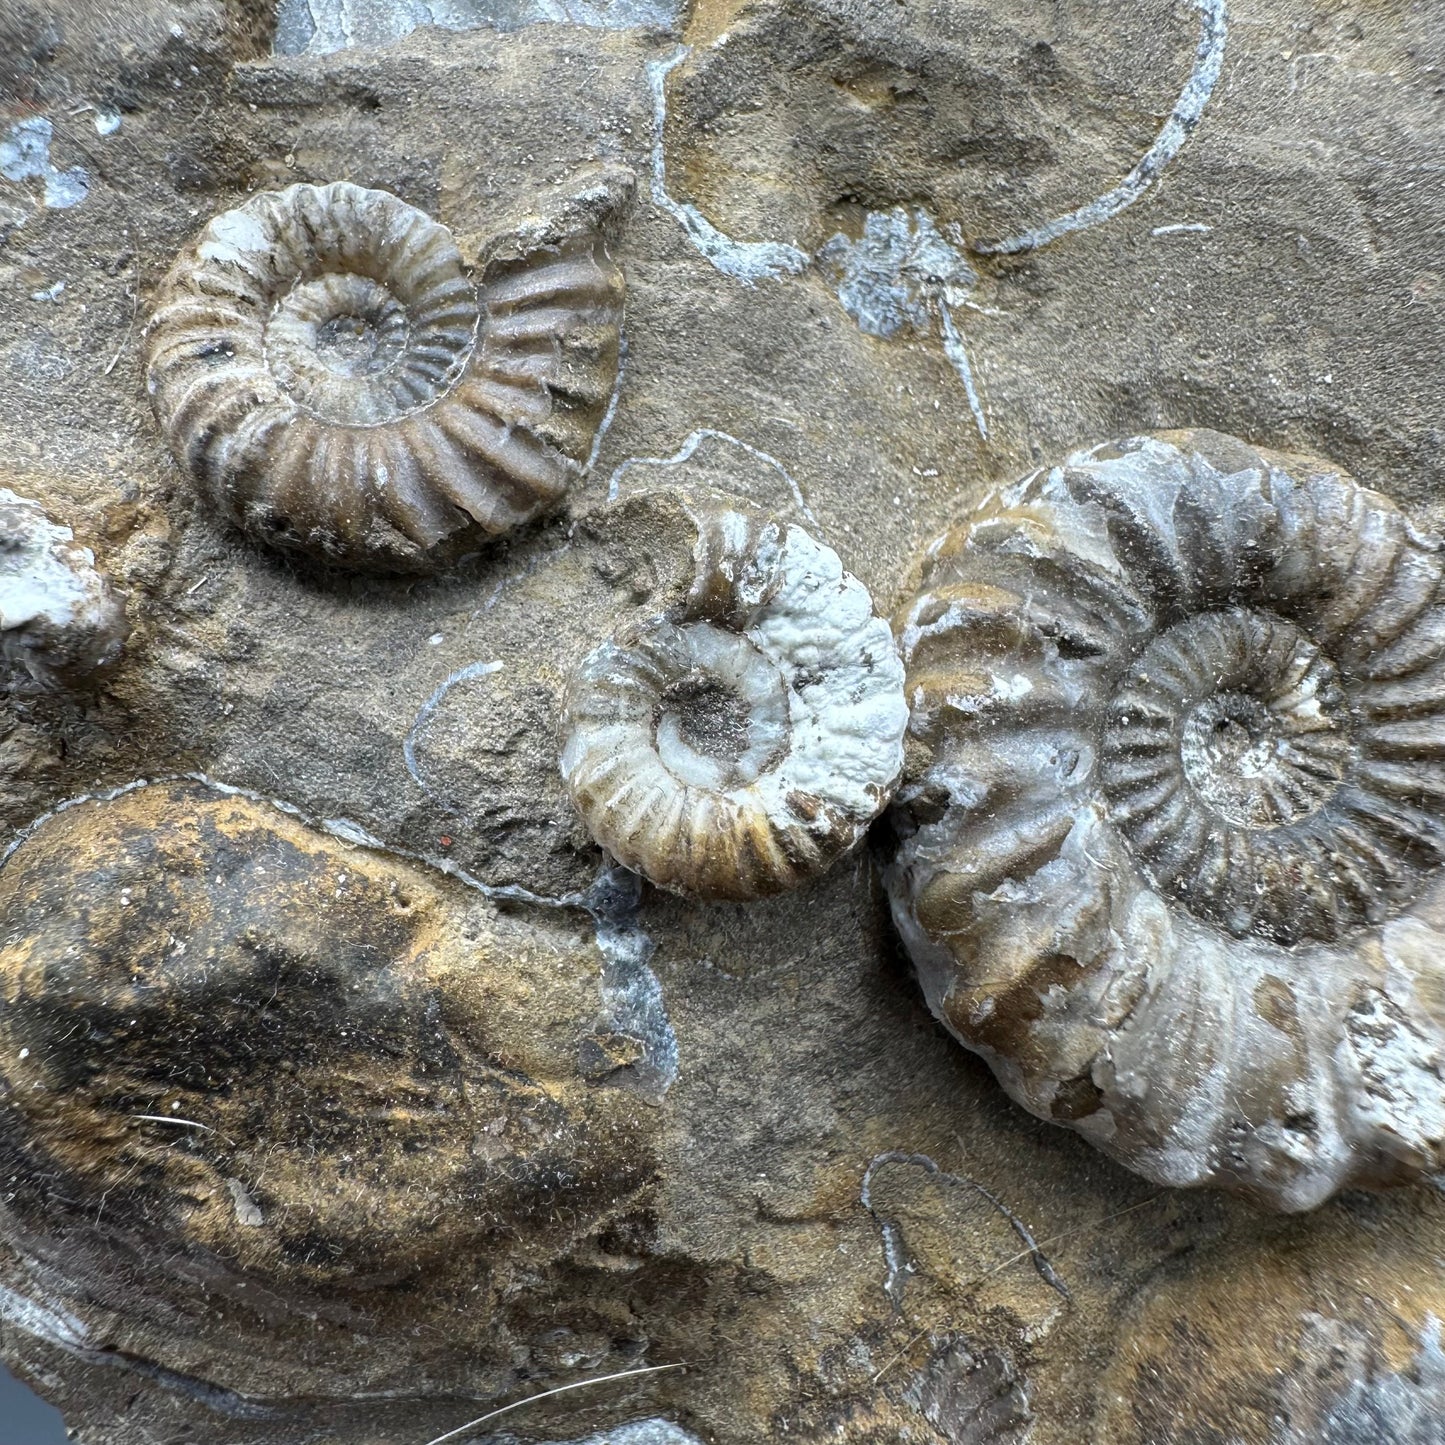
[0,781,657,1394]
[561,493,908,900]
[0,488,127,689]
[145,181,623,571]
[887,430,1445,1210]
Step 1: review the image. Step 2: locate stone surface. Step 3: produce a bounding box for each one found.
[0,783,662,1424]
[0,0,1443,1441]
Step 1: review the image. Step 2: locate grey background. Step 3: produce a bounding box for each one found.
[0,1365,68,1443]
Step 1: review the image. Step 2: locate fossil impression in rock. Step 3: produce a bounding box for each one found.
[0,488,127,689]
[144,181,623,571]
[561,492,907,901]
[0,782,657,1399]
[887,430,1445,1211]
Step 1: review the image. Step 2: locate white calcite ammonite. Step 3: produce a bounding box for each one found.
[561,494,908,901]
[145,181,622,571]
[887,430,1445,1210]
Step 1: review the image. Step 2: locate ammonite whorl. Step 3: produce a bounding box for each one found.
[887,431,1445,1210]
[145,181,623,571]
[561,493,908,901]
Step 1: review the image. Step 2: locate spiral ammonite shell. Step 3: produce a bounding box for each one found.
[145,181,623,571]
[561,494,908,901]
[887,430,1445,1210]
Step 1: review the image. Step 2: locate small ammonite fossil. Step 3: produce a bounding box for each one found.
[561,492,908,900]
[887,430,1445,1210]
[0,488,127,690]
[145,180,623,571]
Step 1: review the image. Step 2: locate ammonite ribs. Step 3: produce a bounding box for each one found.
[561,492,908,901]
[887,429,1445,1210]
[145,181,623,571]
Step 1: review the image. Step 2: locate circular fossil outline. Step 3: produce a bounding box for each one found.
[145,180,623,571]
[886,430,1445,1211]
[560,493,908,901]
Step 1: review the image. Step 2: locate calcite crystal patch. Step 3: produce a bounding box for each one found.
[0,488,127,691]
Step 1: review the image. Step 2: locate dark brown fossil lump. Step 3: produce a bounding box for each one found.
[144,181,623,572]
[887,430,1445,1211]
[0,782,658,1404]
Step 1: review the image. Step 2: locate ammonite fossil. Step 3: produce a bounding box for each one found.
[887,430,1445,1210]
[145,181,623,571]
[0,488,127,690]
[561,492,908,900]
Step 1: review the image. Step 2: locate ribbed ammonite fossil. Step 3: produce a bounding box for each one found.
[561,492,908,901]
[145,181,623,570]
[887,430,1445,1210]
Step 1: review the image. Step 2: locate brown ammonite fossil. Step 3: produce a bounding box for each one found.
[145,181,623,571]
[560,492,908,901]
[886,430,1445,1211]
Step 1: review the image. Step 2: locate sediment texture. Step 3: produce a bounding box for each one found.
[1,0,1444,1441]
